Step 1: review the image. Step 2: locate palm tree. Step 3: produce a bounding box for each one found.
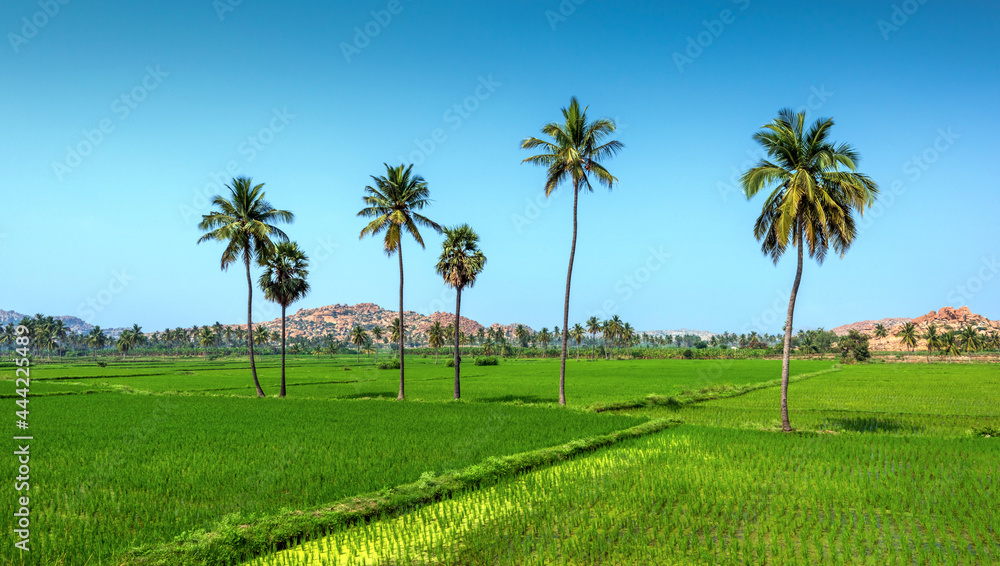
[390,317,402,356]
[586,316,601,361]
[740,109,879,431]
[86,326,106,359]
[570,323,585,360]
[537,328,551,357]
[427,321,444,364]
[941,331,961,361]
[987,330,1000,352]
[514,325,529,358]
[435,224,487,399]
[350,325,368,363]
[259,241,310,397]
[358,163,442,400]
[197,327,215,357]
[922,324,942,363]
[197,177,293,397]
[371,326,384,363]
[605,316,623,359]
[959,324,982,363]
[873,323,888,352]
[522,97,623,405]
[896,322,918,361]
[254,325,271,348]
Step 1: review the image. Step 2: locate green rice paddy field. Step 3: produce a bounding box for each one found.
[1,356,997,565]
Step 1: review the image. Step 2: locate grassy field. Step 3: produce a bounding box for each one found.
[257,426,999,566]
[635,362,1000,435]
[0,392,643,565]
[2,356,997,565]
[11,355,835,406]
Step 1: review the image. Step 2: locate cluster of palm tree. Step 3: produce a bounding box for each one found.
[895,322,999,363]
[198,177,309,398]
[1,315,69,358]
[356,162,491,401]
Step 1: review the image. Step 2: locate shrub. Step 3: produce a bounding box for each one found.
[96,361,108,368]
[475,357,499,366]
[377,359,401,370]
[682,349,694,360]
[445,358,456,367]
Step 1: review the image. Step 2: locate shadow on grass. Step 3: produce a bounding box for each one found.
[828,417,924,434]
[477,394,559,404]
[333,391,398,400]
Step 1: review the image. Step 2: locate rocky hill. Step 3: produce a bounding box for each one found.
[0,309,121,336]
[240,303,533,342]
[833,307,999,351]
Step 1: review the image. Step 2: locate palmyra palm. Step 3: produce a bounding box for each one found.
[197,177,293,397]
[522,97,623,405]
[740,109,878,431]
[358,163,442,400]
[436,224,487,399]
[259,241,310,397]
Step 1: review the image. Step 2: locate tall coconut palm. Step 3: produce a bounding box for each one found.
[570,323,585,360]
[741,109,879,431]
[371,326,384,363]
[514,325,529,358]
[197,327,215,357]
[873,323,888,352]
[350,325,368,363]
[358,163,442,400]
[254,325,271,348]
[522,97,623,405]
[197,177,293,397]
[586,316,601,361]
[86,326,106,359]
[941,331,961,360]
[538,328,551,357]
[428,321,444,364]
[390,317,402,356]
[259,241,310,397]
[922,324,941,363]
[435,224,487,399]
[896,322,918,361]
[959,324,982,363]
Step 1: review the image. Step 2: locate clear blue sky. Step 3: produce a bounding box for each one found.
[2,0,998,334]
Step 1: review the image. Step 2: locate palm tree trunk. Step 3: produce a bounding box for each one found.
[780,226,805,432]
[397,241,405,401]
[246,255,265,397]
[279,304,287,398]
[454,287,463,400]
[558,181,580,406]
